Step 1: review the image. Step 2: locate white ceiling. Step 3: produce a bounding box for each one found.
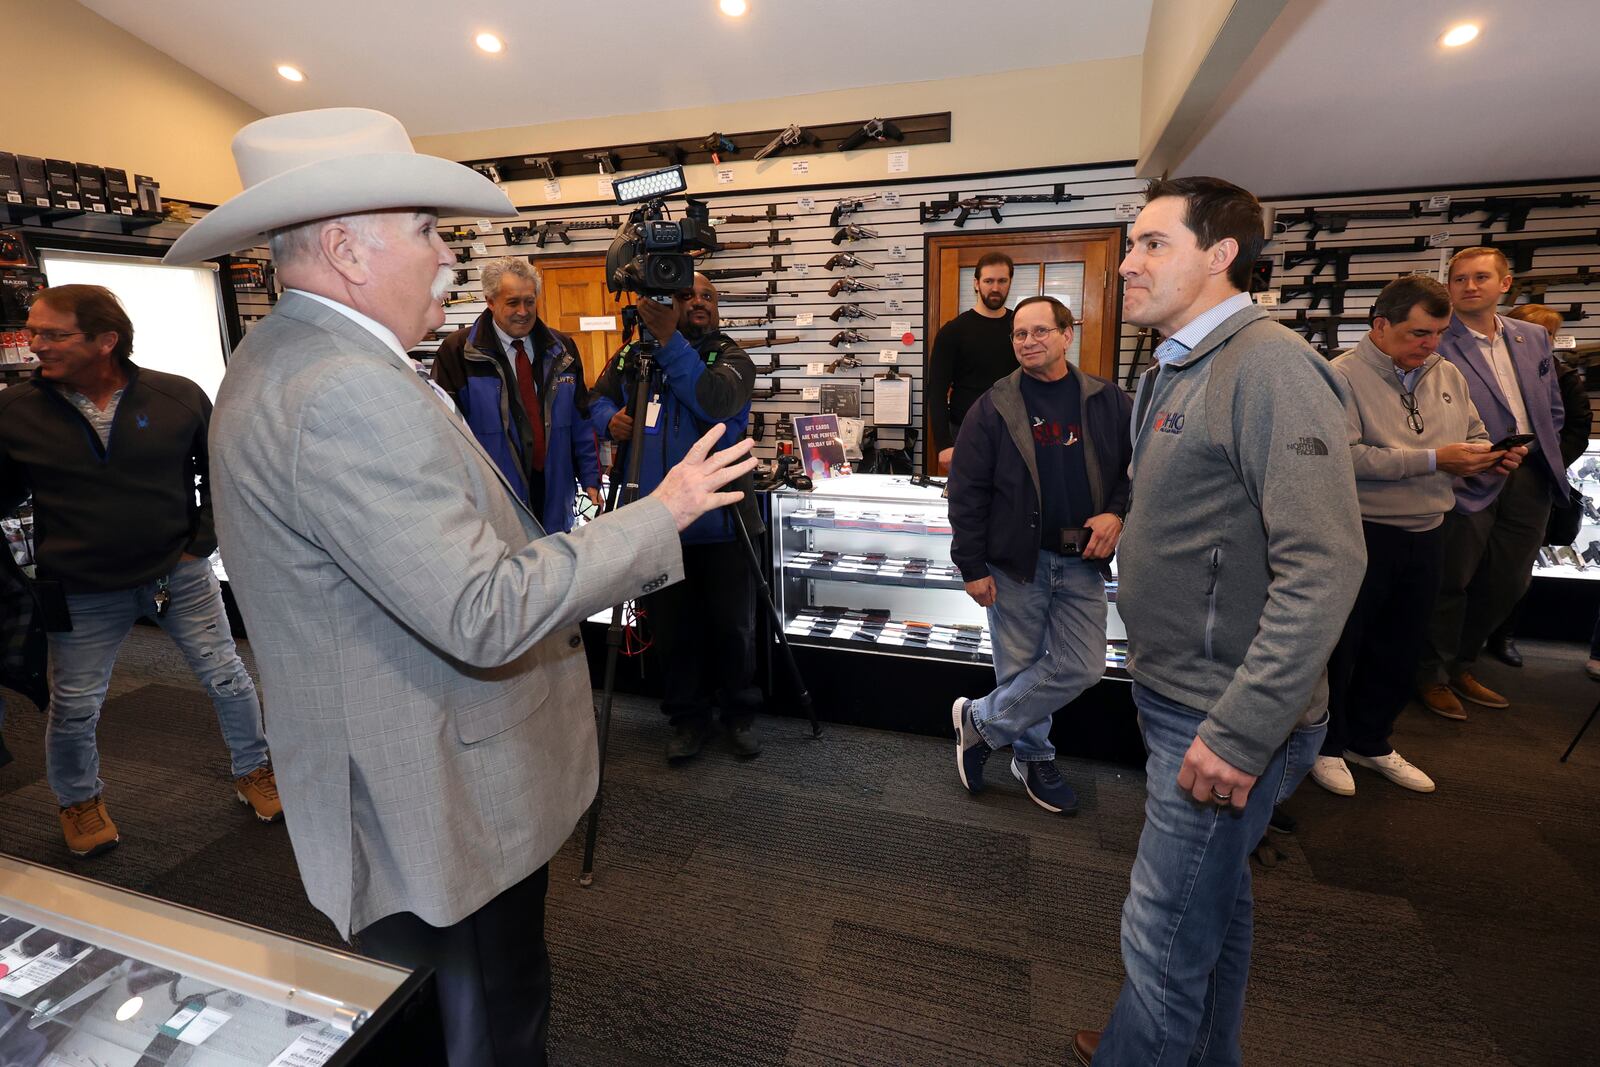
[81,0,1151,137]
[1175,0,1600,197]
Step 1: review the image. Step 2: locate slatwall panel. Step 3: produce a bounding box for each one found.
[436,165,1146,463]
[1253,179,1600,426]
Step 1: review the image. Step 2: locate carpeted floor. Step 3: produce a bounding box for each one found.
[1,627,1596,1065]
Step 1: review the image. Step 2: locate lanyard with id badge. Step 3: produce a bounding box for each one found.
[645,393,664,435]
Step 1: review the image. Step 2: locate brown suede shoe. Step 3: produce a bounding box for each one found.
[1070,1029,1101,1066]
[235,765,284,822]
[59,795,119,857]
[1450,671,1509,709]
[1419,684,1467,721]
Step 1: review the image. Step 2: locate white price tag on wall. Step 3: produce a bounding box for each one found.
[798,196,815,211]
[806,362,826,375]
[543,180,562,201]
[1555,334,1577,350]
[1116,202,1140,220]
[887,151,909,174]
[791,160,810,175]
[802,386,821,401]
[796,312,814,326]
[878,350,898,364]
[716,168,735,185]
[579,316,618,332]
[598,178,614,197]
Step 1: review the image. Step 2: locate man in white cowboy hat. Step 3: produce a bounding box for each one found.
[168,108,754,1067]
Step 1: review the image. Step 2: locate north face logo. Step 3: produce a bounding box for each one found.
[1286,436,1329,456]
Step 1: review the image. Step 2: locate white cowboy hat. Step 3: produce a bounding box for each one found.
[165,107,513,264]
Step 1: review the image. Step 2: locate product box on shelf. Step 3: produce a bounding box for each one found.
[103,167,135,214]
[0,152,21,203]
[44,158,79,210]
[15,155,50,209]
[73,162,107,213]
[134,173,161,216]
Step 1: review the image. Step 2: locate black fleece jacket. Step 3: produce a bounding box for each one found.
[0,365,216,592]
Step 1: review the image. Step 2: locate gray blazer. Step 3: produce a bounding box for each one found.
[210,292,683,937]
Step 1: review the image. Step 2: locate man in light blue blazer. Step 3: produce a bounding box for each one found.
[1417,246,1565,720]
[166,108,753,1067]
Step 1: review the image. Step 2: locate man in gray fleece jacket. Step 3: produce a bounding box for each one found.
[1072,178,1364,1067]
[1312,275,1522,800]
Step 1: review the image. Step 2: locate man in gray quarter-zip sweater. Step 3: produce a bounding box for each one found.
[1071,178,1363,1067]
[1311,275,1521,801]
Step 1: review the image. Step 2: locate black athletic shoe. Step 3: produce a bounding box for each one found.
[728,723,762,759]
[667,721,711,764]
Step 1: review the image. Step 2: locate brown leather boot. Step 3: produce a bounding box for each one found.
[59,795,119,857]
[1450,671,1509,709]
[1070,1029,1101,1066]
[235,765,284,822]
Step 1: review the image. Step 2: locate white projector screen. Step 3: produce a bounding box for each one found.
[37,248,232,401]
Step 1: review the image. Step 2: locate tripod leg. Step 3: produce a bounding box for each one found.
[1560,693,1600,763]
[729,505,821,739]
[581,345,661,886]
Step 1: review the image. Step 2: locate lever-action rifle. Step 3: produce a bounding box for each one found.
[838,118,904,152]
[1484,231,1600,274]
[753,124,817,161]
[701,265,794,281]
[1272,203,1420,240]
[1503,267,1600,304]
[1281,239,1429,282]
[721,316,780,328]
[715,233,794,251]
[732,334,801,349]
[830,329,869,347]
[919,184,1079,227]
[830,195,882,227]
[1448,193,1592,232]
[830,303,876,321]
[829,277,880,297]
[832,225,878,244]
[825,252,876,271]
[718,289,801,302]
[712,208,797,225]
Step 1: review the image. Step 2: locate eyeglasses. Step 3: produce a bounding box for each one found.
[1010,326,1066,344]
[20,328,87,343]
[1400,391,1424,435]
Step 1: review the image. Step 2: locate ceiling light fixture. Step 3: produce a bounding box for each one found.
[720,0,748,17]
[1440,23,1480,48]
[276,64,305,82]
[115,996,144,1022]
[475,32,504,53]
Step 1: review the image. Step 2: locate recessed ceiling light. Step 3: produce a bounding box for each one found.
[1441,23,1480,48]
[116,996,144,1022]
[720,0,748,16]
[276,64,305,82]
[475,32,504,53]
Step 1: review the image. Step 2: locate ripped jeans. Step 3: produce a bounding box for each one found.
[46,557,267,806]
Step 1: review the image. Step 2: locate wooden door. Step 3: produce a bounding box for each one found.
[536,256,626,388]
[925,227,1123,472]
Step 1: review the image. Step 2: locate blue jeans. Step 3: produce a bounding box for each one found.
[970,553,1106,762]
[1095,683,1325,1066]
[46,557,268,806]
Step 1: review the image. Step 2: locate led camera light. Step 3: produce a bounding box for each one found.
[613,165,688,205]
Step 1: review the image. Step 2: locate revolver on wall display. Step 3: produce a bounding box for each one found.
[830,303,876,321]
[828,276,880,297]
[831,224,879,245]
[824,252,876,271]
[829,329,870,347]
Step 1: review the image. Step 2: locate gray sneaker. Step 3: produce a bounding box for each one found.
[953,698,992,794]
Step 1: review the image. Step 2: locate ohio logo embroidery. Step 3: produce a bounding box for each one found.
[1286,436,1329,456]
[1153,410,1185,435]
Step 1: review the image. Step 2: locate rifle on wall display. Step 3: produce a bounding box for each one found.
[1483,231,1600,273]
[711,208,797,225]
[1278,278,1392,315]
[1503,267,1600,304]
[716,234,794,251]
[505,217,619,248]
[700,265,794,281]
[1447,193,1593,232]
[1281,239,1429,281]
[918,184,1079,226]
[1271,203,1421,239]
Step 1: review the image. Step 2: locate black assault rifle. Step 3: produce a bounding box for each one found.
[1275,310,1368,357]
[504,217,619,248]
[1278,278,1391,315]
[919,184,1078,227]
[1448,193,1592,232]
[1484,231,1600,274]
[1272,203,1420,240]
[1281,239,1429,282]
[1503,267,1600,303]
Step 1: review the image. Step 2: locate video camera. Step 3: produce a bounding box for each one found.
[603,165,718,297]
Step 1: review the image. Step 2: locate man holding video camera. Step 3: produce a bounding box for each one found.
[590,274,764,762]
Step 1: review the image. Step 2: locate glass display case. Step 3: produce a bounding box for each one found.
[1545,442,1600,579]
[770,474,1128,671]
[0,855,439,1066]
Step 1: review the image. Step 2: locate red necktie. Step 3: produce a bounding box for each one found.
[511,338,546,471]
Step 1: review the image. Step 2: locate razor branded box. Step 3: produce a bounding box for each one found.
[0,153,21,204]
[74,163,107,213]
[16,156,50,209]
[45,158,80,210]
[103,167,135,215]
[134,173,161,216]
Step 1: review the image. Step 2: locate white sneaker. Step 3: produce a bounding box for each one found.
[1345,750,1435,793]
[1310,755,1355,796]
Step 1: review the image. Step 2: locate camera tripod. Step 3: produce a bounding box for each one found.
[580,308,820,886]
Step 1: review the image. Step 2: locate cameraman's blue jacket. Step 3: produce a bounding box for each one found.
[589,329,762,545]
[431,310,599,533]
